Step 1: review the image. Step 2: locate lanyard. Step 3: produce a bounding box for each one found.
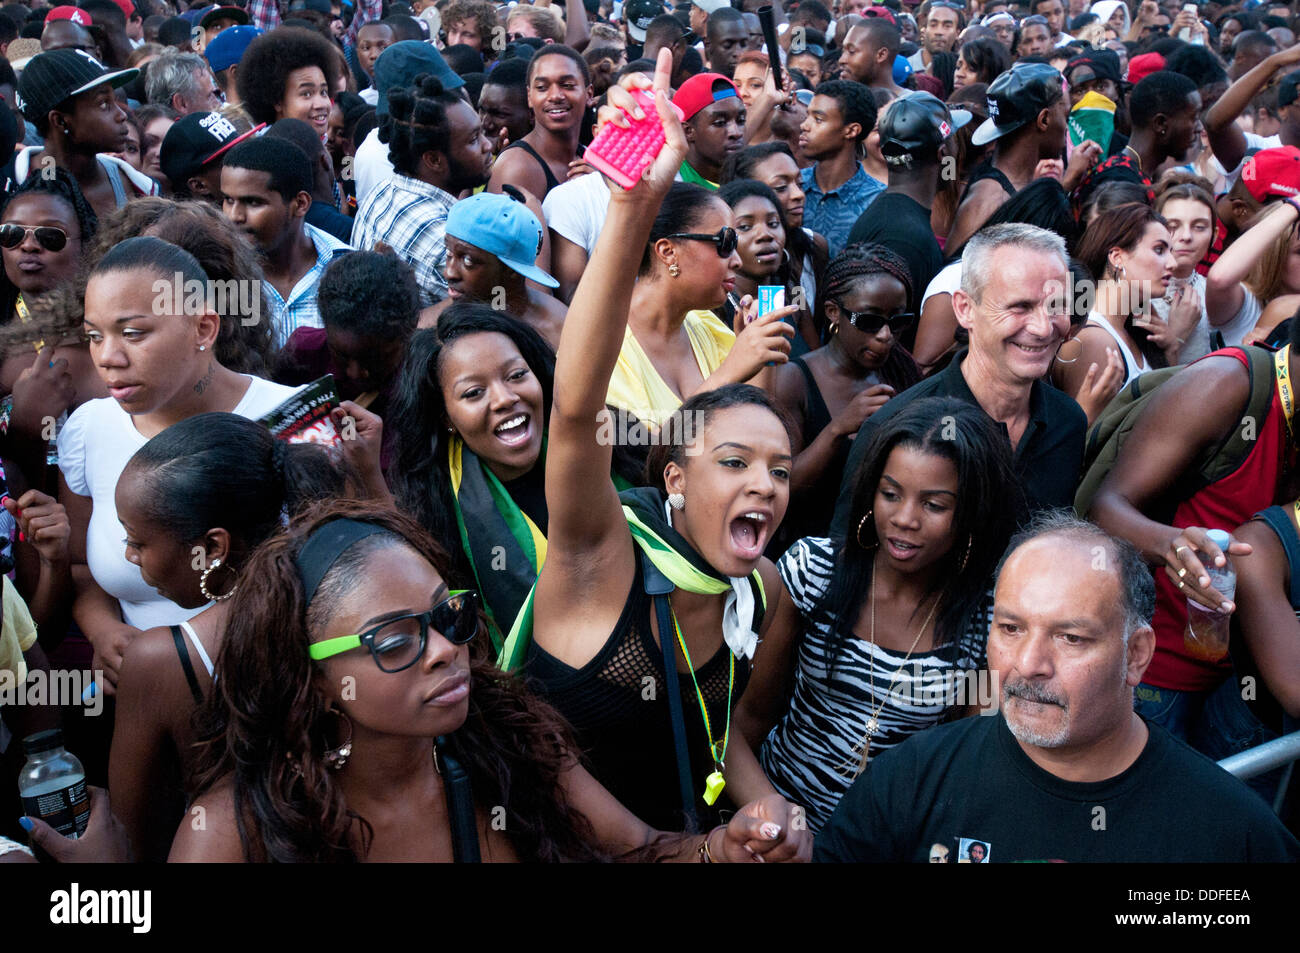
[668,600,734,806]
[1276,344,1295,441]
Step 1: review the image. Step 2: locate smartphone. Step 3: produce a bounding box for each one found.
[1178,3,1200,43]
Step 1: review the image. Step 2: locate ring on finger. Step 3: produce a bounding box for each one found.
[1175,546,1189,555]
[1177,579,1186,590]
[1178,567,1187,579]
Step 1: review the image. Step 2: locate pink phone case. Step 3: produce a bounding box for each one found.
[584,89,682,189]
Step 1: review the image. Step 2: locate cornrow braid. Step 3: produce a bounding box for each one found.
[380,73,459,178]
[821,241,913,311]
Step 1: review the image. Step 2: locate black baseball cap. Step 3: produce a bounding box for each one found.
[626,0,665,41]
[161,110,265,187]
[972,62,1064,147]
[879,91,971,166]
[14,49,138,125]
[1280,70,1300,108]
[199,5,251,29]
[1064,48,1121,88]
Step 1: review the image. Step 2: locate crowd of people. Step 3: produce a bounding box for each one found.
[0,0,1296,865]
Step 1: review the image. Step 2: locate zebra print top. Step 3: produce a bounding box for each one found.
[760,537,992,833]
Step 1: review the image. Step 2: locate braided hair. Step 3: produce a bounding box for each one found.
[0,166,98,324]
[380,73,460,178]
[819,242,920,390]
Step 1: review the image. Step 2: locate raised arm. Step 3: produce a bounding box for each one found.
[532,51,689,660]
[1206,201,1299,325]
[1204,43,1300,174]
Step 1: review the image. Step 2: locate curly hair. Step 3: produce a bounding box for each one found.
[380,72,460,177]
[85,197,276,376]
[0,167,98,328]
[443,0,500,51]
[235,27,340,127]
[188,498,606,863]
[811,79,877,141]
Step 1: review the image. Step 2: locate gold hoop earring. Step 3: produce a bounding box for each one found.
[322,707,353,770]
[856,510,876,550]
[199,558,238,602]
[830,321,840,337]
[668,263,681,278]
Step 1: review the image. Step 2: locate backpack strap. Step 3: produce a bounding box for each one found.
[1196,346,1279,489]
[640,547,697,831]
[437,736,481,863]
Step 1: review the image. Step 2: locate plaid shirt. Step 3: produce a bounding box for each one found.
[800,163,885,258]
[265,223,353,348]
[350,173,456,306]
[247,0,381,51]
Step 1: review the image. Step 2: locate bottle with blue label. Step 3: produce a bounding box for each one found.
[18,729,90,858]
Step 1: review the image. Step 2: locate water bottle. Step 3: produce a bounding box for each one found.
[17,729,90,858]
[1184,529,1235,663]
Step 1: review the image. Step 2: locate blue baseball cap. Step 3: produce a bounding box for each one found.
[373,41,465,117]
[892,54,913,86]
[445,192,559,289]
[204,24,262,73]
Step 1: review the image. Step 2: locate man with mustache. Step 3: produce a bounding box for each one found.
[815,512,1300,862]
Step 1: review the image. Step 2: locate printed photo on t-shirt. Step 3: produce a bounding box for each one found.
[958,838,989,863]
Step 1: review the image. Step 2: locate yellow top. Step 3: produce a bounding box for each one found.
[0,577,38,685]
[606,310,735,430]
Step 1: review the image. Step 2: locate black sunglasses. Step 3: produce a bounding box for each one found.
[666,226,738,257]
[836,302,916,334]
[308,590,481,673]
[0,224,73,252]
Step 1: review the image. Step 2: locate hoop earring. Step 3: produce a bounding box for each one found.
[668,263,681,278]
[199,558,238,602]
[322,707,353,770]
[856,510,876,550]
[668,492,685,510]
[958,536,972,574]
[830,321,840,337]
[1055,338,1082,364]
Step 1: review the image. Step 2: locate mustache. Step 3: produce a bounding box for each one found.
[1003,679,1066,708]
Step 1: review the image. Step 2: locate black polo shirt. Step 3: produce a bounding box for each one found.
[830,350,1088,538]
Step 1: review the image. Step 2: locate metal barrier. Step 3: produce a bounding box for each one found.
[1218,731,1300,815]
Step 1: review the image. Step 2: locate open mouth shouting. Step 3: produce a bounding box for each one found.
[728,509,772,562]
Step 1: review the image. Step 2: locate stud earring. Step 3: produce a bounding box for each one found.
[668,492,685,510]
[668,263,681,278]
[198,344,206,352]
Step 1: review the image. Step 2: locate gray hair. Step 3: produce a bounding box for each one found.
[145,51,211,108]
[996,510,1155,646]
[959,222,1068,304]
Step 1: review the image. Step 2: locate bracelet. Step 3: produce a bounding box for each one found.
[698,825,726,863]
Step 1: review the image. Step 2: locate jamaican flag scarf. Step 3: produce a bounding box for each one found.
[497,485,766,673]
[449,435,547,652]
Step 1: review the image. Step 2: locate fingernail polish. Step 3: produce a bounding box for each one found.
[17,532,24,542]
[761,822,781,839]
[18,817,32,832]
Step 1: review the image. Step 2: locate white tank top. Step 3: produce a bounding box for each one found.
[1087,312,1151,387]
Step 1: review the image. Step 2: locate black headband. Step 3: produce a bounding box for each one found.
[295,519,389,606]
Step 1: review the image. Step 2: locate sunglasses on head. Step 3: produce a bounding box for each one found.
[666,226,738,258]
[836,301,916,334]
[308,590,480,673]
[0,224,73,252]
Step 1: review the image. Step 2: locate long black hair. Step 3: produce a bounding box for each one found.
[947,177,1080,263]
[389,303,557,581]
[820,397,1025,666]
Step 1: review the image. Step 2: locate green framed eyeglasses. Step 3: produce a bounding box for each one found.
[308,590,480,672]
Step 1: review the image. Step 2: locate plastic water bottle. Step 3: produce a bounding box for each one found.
[17,729,90,858]
[1184,529,1235,663]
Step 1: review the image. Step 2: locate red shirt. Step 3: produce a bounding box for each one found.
[1146,348,1294,691]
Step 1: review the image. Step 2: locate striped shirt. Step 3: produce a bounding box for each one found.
[351,172,456,307]
[263,223,353,348]
[760,536,991,832]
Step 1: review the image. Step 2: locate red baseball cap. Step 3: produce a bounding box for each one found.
[673,73,738,122]
[1241,146,1300,203]
[45,5,91,25]
[1126,52,1166,85]
[109,0,137,19]
[862,6,897,24]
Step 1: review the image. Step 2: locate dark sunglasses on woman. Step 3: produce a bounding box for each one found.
[835,301,916,335]
[0,224,73,253]
[666,226,738,258]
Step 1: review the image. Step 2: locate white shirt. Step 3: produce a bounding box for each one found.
[354,127,395,207]
[1086,311,1151,387]
[57,377,301,630]
[921,259,963,312]
[541,171,611,256]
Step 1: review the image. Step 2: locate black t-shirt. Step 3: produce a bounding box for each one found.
[845,191,943,320]
[815,713,1300,863]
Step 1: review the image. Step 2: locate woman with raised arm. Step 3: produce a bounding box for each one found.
[514,51,812,848]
